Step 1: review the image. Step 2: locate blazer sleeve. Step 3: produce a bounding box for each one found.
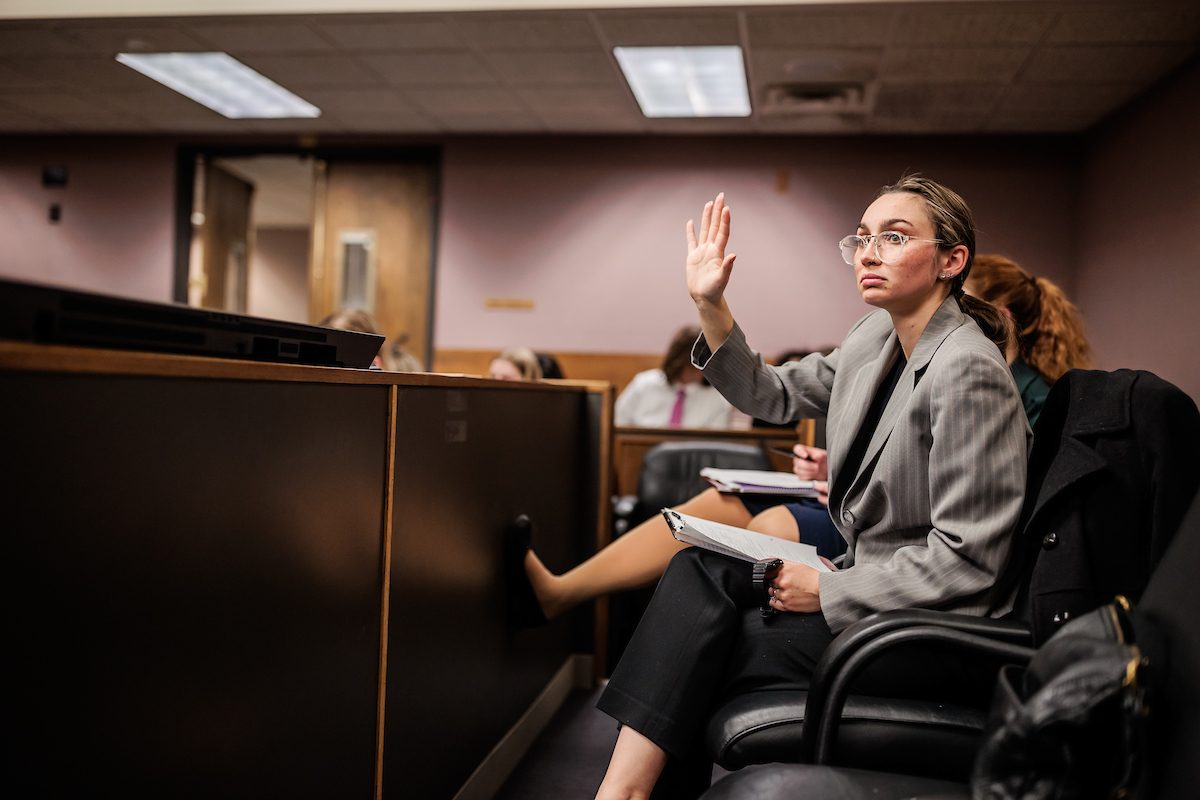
[818,339,1029,630]
[691,322,839,424]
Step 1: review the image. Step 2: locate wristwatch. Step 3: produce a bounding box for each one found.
[752,558,784,618]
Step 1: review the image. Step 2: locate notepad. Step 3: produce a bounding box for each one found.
[700,468,819,497]
[663,509,829,570]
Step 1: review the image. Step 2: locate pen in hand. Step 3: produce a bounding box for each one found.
[769,445,815,462]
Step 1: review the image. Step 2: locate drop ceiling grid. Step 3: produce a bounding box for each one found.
[0,2,1193,136]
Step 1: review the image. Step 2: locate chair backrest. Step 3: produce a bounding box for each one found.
[637,441,771,513]
[1136,489,1200,797]
[1005,369,1200,643]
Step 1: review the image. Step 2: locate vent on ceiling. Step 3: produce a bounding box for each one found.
[761,82,877,116]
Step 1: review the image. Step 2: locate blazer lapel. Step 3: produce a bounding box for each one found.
[828,336,898,486]
[847,297,966,492]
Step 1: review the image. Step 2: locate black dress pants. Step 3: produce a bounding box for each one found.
[596,549,835,790]
[597,548,999,798]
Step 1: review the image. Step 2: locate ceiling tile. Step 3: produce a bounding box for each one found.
[359,51,495,86]
[539,113,645,133]
[329,111,442,133]
[981,113,1097,133]
[881,46,1028,83]
[597,12,739,47]
[751,48,881,84]
[0,26,94,56]
[453,15,600,50]
[516,86,635,115]
[755,114,868,134]
[873,84,1005,119]
[0,60,58,91]
[0,91,109,116]
[297,87,413,114]
[865,114,989,134]
[427,111,543,132]
[61,24,211,54]
[0,106,54,131]
[746,11,893,48]
[891,6,1055,45]
[22,56,162,92]
[996,82,1145,118]
[91,89,224,120]
[313,19,465,51]
[1047,6,1200,44]
[1021,44,1194,84]
[405,86,520,115]
[485,50,615,86]
[240,55,382,89]
[189,23,334,54]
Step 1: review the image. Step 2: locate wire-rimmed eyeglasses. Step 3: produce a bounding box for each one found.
[838,232,945,265]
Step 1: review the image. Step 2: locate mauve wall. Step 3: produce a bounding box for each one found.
[436,136,1078,358]
[0,138,176,301]
[1075,60,1200,402]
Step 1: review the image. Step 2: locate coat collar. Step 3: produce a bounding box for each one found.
[1023,370,1138,524]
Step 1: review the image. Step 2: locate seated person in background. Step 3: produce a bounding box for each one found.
[319,308,389,370]
[386,333,425,373]
[966,254,1091,428]
[488,347,543,381]
[615,326,750,429]
[536,352,565,380]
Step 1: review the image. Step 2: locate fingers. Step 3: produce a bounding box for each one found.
[686,219,697,249]
[699,200,714,242]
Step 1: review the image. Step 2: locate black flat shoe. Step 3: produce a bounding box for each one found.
[504,514,548,628]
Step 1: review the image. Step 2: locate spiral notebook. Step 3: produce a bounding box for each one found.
[700,468,819,497]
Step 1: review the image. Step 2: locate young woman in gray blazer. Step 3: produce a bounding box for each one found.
[593,176,1031,800]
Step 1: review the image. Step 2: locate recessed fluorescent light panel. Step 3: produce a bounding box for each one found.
[116,52,320,119]
[614,46,751,118]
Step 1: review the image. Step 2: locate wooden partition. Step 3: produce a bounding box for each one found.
[2,343,609,800]
[612,421,816,497]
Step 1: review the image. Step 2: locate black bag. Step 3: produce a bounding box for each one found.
[971,597,1150,800]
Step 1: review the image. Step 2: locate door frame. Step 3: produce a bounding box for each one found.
[172,144,442,365]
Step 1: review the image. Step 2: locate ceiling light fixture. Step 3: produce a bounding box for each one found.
[614,46,750,118]
[115,52,321,119]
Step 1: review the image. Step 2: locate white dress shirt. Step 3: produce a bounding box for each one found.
[615,368,750,429]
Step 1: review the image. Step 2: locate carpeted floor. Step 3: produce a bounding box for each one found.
[493,684,729,799]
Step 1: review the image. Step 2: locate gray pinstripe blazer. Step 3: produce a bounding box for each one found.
[694,296,1030,632]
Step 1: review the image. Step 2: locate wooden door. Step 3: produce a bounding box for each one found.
[310,159,436,367]
[195,163,253,312]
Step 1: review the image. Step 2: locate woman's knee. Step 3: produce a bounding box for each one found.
[746,506,800,541]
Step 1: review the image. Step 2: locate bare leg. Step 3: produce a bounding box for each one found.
[524,488,752,619]
[594,725,668,800]
[745,505,801,542]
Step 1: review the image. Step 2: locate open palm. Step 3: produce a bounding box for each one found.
[686,192,737,305]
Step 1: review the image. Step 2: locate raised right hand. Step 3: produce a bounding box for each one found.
[685,193,736,307]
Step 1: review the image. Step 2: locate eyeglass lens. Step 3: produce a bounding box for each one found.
[839,234,905,265]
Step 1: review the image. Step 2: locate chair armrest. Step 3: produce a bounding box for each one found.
[799,611,1035,764]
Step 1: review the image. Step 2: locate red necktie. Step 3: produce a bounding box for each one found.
[668,388,686,427]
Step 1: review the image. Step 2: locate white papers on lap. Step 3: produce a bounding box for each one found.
[663,509,830,572]
[700,468,819,497]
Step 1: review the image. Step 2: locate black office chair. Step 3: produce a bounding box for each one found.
[702,485,1200,799]
[613,440,772,535]
[608,441,773,672]
[703,369,1200,782]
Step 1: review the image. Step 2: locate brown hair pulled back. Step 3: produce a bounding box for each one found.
[967,255,1092,382]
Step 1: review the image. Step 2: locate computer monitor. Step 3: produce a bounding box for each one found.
[0,277,383,369]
